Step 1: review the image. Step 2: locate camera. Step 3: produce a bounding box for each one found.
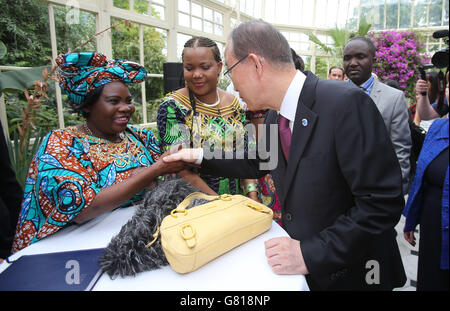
[417,29,448,96]
[431,29,449,69]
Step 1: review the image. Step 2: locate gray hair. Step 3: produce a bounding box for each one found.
[229,19,294,69]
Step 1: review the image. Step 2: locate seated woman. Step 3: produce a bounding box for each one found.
[157,37,258,199]
[11,52,191,253]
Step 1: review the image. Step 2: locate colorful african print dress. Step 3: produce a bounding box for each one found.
[247,109,282,226]
[157,91,252,195]
[12,125,161,253]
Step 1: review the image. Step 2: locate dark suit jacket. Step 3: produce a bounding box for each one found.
[0,121,23,258]
[201,72,406,290]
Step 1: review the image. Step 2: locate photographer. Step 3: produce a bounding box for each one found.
[415,72,448,123]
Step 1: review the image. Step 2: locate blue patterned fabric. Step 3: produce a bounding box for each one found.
[55,52,147,109]
[403,118,449,269]
[12,125,161,252]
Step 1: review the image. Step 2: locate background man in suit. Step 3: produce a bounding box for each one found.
[0,121,23,260]
[343,37,412,194]
[328,66,345,81]
[164,20,406,290]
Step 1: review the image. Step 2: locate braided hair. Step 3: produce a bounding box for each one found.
[182,36,222,63]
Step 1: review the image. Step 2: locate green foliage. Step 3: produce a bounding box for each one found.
[6,129,45,190]
[6,91,82,137]
[111,18,166,101]
[308,18,373,70]
[0,41,6,59]
[0,0,53,66]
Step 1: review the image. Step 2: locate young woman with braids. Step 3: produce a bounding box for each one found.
[157,37,258,200]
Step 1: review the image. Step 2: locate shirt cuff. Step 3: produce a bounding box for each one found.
[195,148,203,165]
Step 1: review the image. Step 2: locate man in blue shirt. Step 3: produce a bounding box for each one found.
[344,37,412,194]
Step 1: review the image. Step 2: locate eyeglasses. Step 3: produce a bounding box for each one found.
[224,54,248,78]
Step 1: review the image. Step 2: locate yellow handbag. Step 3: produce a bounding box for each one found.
[156,192,273,274]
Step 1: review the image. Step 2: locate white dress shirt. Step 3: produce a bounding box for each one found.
[279,70,307,132]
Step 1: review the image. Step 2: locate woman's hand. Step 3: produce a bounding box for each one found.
[154,150,187,175]
[415,79,428,95]
[247,191,260,202]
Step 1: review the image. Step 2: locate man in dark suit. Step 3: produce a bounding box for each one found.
[343,37,411,194]
[164,20,406,290]
[0,121,23,259]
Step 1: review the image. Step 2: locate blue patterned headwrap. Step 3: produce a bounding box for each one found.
[55,52,147,110]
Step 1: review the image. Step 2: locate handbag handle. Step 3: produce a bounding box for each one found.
[175,192,221,213]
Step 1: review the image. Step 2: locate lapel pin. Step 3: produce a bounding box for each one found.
[301,119,308,127]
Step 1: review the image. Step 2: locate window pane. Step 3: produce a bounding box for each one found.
[360,0,372,25]
[204,7,213,20]
[337,0,350,28]
[231,17,238,28]
[214,11,223,25]
[134,0,148,14]
[414,0,427,27]
[214,24,223,36]
[386,0,398,29]
[289,0,302,26]
[362,0,384,29]
[326,0,339,28]
[429,0,442,26]
[192,17,202,30]
[265,0,276,23]
[399,0,412,28]
[290,32,300,42]
[276,0,289,24]
[177,33,192,60]
[372,0,385,30]
[281,31,290,40]
[113,0,129,9]
[178,0,190,13]
[444,0,449,26]
[246,0,255,15]
[289,41,300,51]
[299,33,309,42]
[315,0,327,28]
[56,7,97,54]
[347,0,360,31]
[153,0,165,5]
[204,21,213,33]
[299,42,310,51]
[192,2,202,17]
[301,0,314,27]
[254,0,262,18]
[178,12,190,27]
[152,5,165,20]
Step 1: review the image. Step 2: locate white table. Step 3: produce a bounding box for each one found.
[0,205,309,291]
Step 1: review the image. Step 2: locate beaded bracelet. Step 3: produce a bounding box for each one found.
[243,183,258,195]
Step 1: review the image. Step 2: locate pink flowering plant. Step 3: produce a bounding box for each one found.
[368,30,430,103]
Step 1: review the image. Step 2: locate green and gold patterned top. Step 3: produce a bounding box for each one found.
[156,90,252,195]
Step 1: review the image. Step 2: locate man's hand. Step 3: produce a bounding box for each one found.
[264,237,309,275]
